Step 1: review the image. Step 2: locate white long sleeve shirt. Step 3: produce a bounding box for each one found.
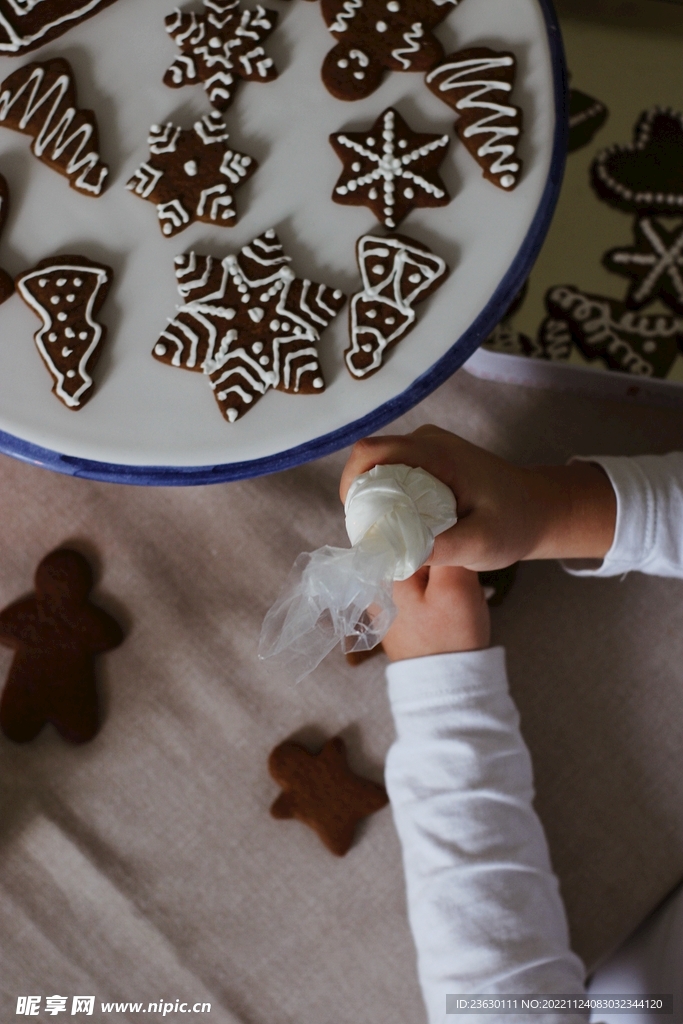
[384,454,683,1024]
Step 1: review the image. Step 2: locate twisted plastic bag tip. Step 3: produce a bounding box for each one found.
[258,465,457,681]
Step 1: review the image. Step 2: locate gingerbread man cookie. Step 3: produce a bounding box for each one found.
[0,0,120,56]
[315,0,458,101]
[347,232,448,378]
[154,231,346,422]
[126,112,256,236]
[164,0,279,112]
[0,58,109,196]
[16,254,113,409]
[426,47,522,190]
[0,173,13,304]
[0,548,124,744]
[330,107,450,229]
[269,735,388,856]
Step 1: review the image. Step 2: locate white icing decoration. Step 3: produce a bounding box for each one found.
[387,1,399,9]
[347,235,447,378]
[593,108,683,210]
[73,278,82,286]
[313,377,324,388]
[426,53,520,186]
[16,262,110,407]
[56,277,67,286]
[333,108,448,227]
[329,0,363,33]
[49,295,60,305]
[0,0,117,55]
[376,20,387,31]
[608,217,683,307]
[38,278,47,287]
[62,346,73,357]
[391,22,423,70]
[155,343,167,356]
[184,160,199,176]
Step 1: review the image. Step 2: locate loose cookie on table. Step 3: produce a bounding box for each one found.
[0,548,124,744]
[127,112,256,237]
[0,173,13,304]
[154,230,346,422]
[544,284,683,378]
[591,108,683,215]
[603,217,683,314]
[315,0,458,101]
[426,47,522,191]
[568,87,608,153]
[268,735,388,856]
[0,58,108,196]
[164,0,278,113]
[0,0,120,56]
[346,232,448,378]
[330,107,449,229]
[16,255,113,409]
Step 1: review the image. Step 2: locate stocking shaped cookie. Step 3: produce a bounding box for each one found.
[0,0,120,56]
[16,255,113,409]
[0,173,13,304]
[154,230,346,423]
[317,0,457,101]
[164,0,279,112]
[0,58,109,196]
[269,736,388,855]
[426,47,523,191]
[0,549,124,744]
[346,232,448,378]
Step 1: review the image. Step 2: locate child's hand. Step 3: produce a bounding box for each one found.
[382,565,490,662]
[340,425,616,571]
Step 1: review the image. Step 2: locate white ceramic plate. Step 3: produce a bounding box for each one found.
[0,0,564,482]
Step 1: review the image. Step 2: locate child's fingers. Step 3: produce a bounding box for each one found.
[425,565,486,604]
[392,567,429,607]
[339,426,452,502]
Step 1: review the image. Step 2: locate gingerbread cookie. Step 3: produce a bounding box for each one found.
[603,217,683,314]
[268,735,388,856]
[0,548,124,744]
[154,230,346,422]
[164,0,278,112]
[484,322,532,357]
[0,58,108,196]
[533,317,573,361]
[0,173,13,304]
[316,0,457,101]
[0,0,120,56]
[426,47,522,191]
[568,87,608,153]
[16,255,113,409]
[330,107,449,229]
[346,232,448,378]
[545,284,682,378]
[126,113,256,237]
[591,108,683,215]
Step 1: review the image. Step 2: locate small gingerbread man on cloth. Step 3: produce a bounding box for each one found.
[0,548,124,744]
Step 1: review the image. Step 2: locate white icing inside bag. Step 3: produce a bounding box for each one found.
[258,464,457,680]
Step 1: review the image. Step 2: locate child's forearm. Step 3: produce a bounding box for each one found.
[522,462,617,563]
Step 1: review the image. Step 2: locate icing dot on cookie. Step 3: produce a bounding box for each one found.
[48,332,57,342]
[336,185,348,195]
[259,355,269,366]
[248,306,264,323]
[369,187,378,199]
[387,0,400,9]
[398,139,408,148]
[73,278,82,286]
[352,162,361,172]
[66,370,76,378]
[366,310,377,319]
[56,278,67,287]
[404,187,414,198]
[347,181,358,192]
[252,342,263,354]
[184,160,198,176]
[500,174,516,188]
[237,283,248,293]
[313,377,324,389]
[361,343,373,352]
[154,343,167,356]
[79,332,88,340]
[57,312,68,322]
[241,294,250,303]
[366,138,375,146]
[50,295,60,305]
[643,340,656,353]
[376,20,388,31]
[333,290,343,299]
[372,264,385,275]
[265,229,276,238]
[163,223,173,235]
[227,408,238,422]
[270,319,280,331]
[386,218,395,227]
[38,278,47,287]
[281,322,291,331]
[65,328,75,338]
[62,346,72,357]
[386,316,395,324]
[409,273,421,283]
[66,294,76,303]
[209,36,222,48]
[354,72,365,80]
[337,58,349,68]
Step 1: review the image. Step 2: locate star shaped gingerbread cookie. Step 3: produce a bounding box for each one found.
[164,0,279,113]
[330,107,450,229]
[268,735,388,856]
[126,112,256,237]
[603,217,683,314]
[153,230,346,423]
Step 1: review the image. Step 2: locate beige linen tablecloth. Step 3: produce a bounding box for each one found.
[1,369,683,1023]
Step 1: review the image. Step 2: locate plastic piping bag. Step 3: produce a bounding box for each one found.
[258,464,457,681]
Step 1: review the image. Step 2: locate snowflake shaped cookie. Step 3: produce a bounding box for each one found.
[315,0,459,101]
[153,230,346,423]
[347,232,448,377]
[164,0,278,113]
[126,112,256,237]
[603,218,683,314]
[330,107,450,228]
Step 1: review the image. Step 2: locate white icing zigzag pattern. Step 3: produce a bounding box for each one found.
[16,258,112,408]
[347,234,448,378]
[426,48,522,190]
[153,230,346,423]
[164,0,278,112]
[0,58,108,195]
